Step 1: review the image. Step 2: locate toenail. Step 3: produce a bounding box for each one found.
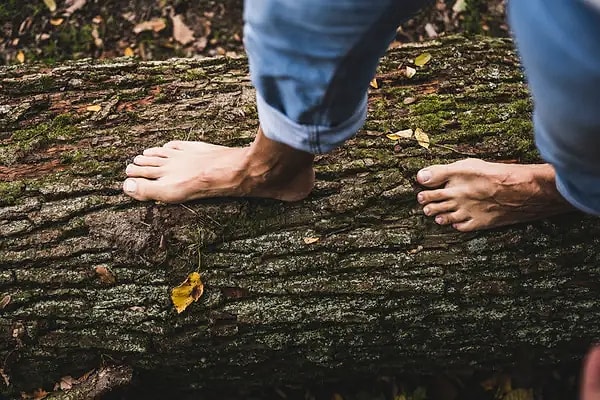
[417,169,431,183]
[124,179,137,193]
[417,193,425,203]
[435,215,444,224]
[423,206,431,215]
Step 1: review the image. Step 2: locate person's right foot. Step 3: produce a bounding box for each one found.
[416,159,574,232]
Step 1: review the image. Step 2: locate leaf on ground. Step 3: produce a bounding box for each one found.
[133,18,167,34]
[453,0,467,13]
[124,47,135,57]
[387,129,413,141]
[171,272,204,314]
[332,394,344,400]
[170,13,195,45]
[403,97,416,105]
[16,51,25,64]
[0,294,10,309]
[414,128,430,149]
[94,266,115,285]
[59,376,75,391]
[303,237,320,244]
[0,368,9,387]
[43,0,57,12]
[414,52,432,67]
[50,18,64,26]
[86,104,102,112]
[20,388,48,399]
[64,0,87,16]
[405,66,416,78]
[369,78,378,89]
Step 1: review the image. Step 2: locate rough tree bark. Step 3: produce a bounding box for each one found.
[1,36,599,396]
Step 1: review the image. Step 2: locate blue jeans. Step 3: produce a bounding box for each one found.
[243,0,427,153]
[244,0,600,215]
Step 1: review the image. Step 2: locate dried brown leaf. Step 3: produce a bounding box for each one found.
[405,66,416,78]
[0,294,10,309]
[50,18,64,26]
[403,97,417,105]
[124,47,135,57]
[369,78,378,89]
[64,0,86,16]
[94,265,115,284]
[170,14,195,45]
[0,368,9,387]
[86,105,102,112]
[133,18,167,34]
[16,51,25,64]
[303,237,320,244]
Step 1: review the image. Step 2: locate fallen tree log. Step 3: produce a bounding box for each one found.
[1,36,599,396]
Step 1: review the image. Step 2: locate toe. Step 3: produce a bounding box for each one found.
[126,163,163,179]
[123,178,181,203]
[142,147,179,158]
[452,220,476,232]
[423,200,457,216]
[417,188,451,205]
[133,155,165,167]
[435,210,469,225]
[416,164,452,188]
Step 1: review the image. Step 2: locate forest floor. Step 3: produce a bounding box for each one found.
[0,1,584,400]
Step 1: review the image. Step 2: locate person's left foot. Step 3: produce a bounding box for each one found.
[415,159,574,231]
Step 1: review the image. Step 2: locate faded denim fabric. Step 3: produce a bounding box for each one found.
[510,0,600,215]
[243,0,428,153]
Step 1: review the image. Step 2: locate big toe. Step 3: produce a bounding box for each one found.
[416,164,451,188]
[123,178,177,203]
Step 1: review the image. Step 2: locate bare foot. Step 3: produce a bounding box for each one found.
[123,129,314,203]
[416,158,574,232]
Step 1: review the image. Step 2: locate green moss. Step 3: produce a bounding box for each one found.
[181,68,207,82]
[0,181,24,206]
[411,95,455,115]
[11,113,79,153]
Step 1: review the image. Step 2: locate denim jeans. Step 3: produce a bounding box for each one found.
[244,0,600,215]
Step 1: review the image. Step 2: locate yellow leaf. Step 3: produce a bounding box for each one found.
[124,47,135,57]
[369,78,378,89]
[303,237,320,244]
[386,129,413,141]
[43,0,57,12]
[16,51,25,64]
[86,105,102,112]
[332,394,344,400]
[414,52,432,67]
[171,272,204,314]
[405,66,416,78]
[50,18,64,26]
[415,128,430,149]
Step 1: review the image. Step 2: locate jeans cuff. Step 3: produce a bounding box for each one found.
[256,92,367,154]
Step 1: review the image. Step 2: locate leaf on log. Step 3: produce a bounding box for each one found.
[171,272,204,314]
[405,66,416,78]
[303,237,320,244]
[414,52,432,67]
[387,129,413,140]
[415,128,430,149]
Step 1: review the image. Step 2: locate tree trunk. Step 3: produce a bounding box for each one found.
[1,36,599,396]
